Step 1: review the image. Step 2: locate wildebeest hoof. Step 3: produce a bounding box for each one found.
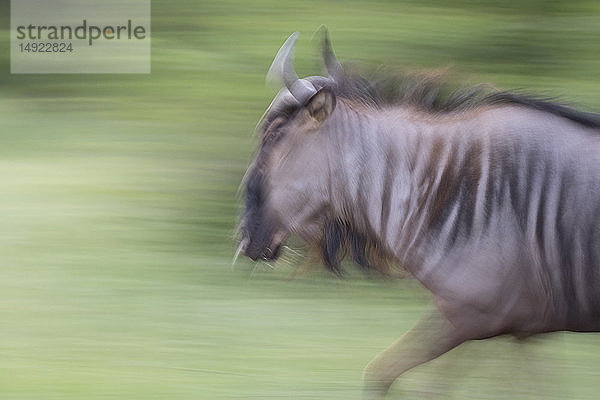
[363,365,394,399]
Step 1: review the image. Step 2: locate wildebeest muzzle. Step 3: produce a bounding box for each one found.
[239,217,282,261]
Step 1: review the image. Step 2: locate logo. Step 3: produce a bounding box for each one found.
[16,19,147,46]
[11,0,151,74]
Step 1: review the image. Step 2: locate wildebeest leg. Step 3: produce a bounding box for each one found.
[362,309,470,398]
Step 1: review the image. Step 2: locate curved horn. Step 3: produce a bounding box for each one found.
[266,32,316,103]
[318,25,342,79]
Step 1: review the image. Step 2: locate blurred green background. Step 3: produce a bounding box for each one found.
[2,1,600,399]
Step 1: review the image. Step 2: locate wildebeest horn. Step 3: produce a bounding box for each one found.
[318,25,342,79]
[267,32,317,104]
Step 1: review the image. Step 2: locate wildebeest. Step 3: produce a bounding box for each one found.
[237,27,600,398]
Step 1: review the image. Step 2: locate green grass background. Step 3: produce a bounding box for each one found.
[1,0,600,398]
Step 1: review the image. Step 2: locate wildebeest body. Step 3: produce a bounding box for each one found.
[237,28,600,397]
[322,102,600,334]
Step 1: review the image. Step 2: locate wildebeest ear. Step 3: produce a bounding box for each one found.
[306,87,336,124]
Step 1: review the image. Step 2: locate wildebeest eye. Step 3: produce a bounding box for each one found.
[261,103,301,143]
[262,116,287,145]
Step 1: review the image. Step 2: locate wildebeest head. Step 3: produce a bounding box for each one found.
[238,29,342,262]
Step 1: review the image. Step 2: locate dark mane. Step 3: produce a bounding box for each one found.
[326,67,600,129]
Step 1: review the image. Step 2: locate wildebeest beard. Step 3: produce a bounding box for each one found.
[318,219,396,277]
